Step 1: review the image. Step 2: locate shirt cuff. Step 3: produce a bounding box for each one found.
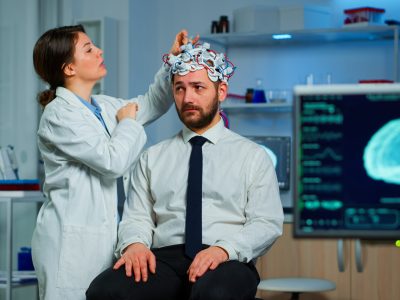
[115,236,150,258]
[213,240,239,261]
[118,117,142,128]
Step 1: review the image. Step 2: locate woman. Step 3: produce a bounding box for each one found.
[31,25,196,300]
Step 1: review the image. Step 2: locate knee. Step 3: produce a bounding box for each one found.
[190,284,231,300]
[86,269,116,300]
[86,285,104,300]
[86,279,108,300]
[189,261,259,300]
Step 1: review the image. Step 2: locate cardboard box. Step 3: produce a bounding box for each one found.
[233,5,280,33]
[344,7,385,26]
[280,6,332,31]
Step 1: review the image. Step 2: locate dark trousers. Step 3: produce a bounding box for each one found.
[86,245,260,300]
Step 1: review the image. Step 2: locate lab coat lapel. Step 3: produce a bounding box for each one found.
[55,87,111,137]
[98,103,116,136]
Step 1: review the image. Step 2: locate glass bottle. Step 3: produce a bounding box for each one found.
[211,21,220,34]
[219,16,229,33]
[245,88,254,103]
[252,79,266,103]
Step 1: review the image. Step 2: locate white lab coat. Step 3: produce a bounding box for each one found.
[31,67,173,300]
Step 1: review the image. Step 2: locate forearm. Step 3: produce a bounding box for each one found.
[133,65,173,126]
[214,216,283,262]
[116,152,155,258]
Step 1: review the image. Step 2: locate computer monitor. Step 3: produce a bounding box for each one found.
[293,84,400,239]
[245,136,291,190]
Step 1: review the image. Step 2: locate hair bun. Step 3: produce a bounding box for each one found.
[37,89,56,108]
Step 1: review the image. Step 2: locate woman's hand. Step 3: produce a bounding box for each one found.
[116,103,138,122]
[170,29,200,55]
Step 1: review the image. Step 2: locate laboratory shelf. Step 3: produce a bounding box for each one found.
[0,271,37,288]
[221,101,292,113]
[202,25,399,47]
[203,24,399,87]
[0,191,45,203]
[0,191,45,300]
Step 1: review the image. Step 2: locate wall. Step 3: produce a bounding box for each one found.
[0,0,40,298]
[0,0,39,179]
[60,0,130,98]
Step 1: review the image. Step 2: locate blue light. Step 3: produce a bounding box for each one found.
[272,34,292,40]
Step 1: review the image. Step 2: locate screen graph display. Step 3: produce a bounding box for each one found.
[294,84,400,239]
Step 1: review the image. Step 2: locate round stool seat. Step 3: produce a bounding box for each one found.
[258,277,336,293]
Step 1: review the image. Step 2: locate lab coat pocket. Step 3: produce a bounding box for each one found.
[56,225,111,289]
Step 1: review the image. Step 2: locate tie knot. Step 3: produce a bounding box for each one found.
[189,136,208,147]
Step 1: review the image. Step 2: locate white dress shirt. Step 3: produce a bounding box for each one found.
[117,119,284,262]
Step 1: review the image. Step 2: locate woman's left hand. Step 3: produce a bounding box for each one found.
[170,29,200,55]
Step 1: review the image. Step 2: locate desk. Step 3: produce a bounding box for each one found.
[0,191,45,300]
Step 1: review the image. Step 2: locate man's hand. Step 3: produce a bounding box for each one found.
[113,243,156,282]
[116,103,138,122]
[170,29,200,55]
[187,246,229,282]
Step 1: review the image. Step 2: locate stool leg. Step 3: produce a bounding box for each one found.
[290,292,300,300]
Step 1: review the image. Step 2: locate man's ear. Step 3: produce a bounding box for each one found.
[63,63,75,77]
[218,82,228,102]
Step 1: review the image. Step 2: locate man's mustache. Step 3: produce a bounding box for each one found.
[182,104,201,111]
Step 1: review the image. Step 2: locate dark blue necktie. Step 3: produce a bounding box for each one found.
[185,136,208,258]
[117,177,125,219]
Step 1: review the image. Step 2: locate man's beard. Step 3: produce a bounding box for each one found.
[176,96,219,130]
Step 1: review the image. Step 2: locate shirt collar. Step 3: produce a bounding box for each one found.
[182,117,225,145]
[77,95,102,116]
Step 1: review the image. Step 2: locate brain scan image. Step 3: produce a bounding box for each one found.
[363,118,400,185]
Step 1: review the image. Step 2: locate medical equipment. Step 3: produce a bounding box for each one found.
[0,145,19,180]
[163,42,235,83]
[293,83,400,239]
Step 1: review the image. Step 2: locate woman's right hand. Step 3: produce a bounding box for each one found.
[117,103,138,122]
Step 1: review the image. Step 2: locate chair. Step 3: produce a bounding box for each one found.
[257,277,336,300]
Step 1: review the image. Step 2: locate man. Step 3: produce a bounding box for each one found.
[87,43,284,300]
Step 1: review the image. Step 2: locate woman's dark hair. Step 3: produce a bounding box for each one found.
[33,25,85,108]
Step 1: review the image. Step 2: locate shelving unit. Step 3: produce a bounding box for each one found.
[202,25,398,46]
[203,25,399,81]
[0,191,45,300]
[221,101,292,113]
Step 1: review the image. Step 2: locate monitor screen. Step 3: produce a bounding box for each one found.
[245,136,291,190]
[293,84,400,239]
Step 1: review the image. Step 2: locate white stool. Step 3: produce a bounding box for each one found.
[258,277,336,300]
